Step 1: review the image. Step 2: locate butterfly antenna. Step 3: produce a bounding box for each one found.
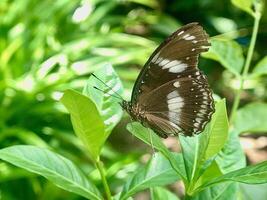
[93,86,122,100]
[91,73,124,100]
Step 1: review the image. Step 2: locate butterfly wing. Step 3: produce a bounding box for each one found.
[131,22,210,104]
[131,23,214,137]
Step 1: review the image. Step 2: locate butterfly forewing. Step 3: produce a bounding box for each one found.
[127,22,214,138]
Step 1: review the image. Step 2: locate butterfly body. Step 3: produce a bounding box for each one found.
[123,22,215,138]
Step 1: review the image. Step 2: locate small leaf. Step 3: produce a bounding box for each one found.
[234,102,267,134]
[60,89,105,161]
[251,56,267,77]
[231,0,255,17]
[202,38,244,76]
[127,122,187,182]
[83,64,123,134]
[119,153,180,200]
[202,160,267,188]
[151,187,180,200]
[0,145,102,200]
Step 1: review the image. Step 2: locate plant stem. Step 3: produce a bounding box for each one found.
[229,9,261,123]
[95,160,112,200]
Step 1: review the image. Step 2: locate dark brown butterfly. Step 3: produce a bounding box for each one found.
[120,22,215,138]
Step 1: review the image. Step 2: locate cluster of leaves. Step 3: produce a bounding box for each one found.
[0,0,267,199]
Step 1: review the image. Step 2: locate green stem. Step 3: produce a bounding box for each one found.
[95,160,112,200]
[229,9,261,123]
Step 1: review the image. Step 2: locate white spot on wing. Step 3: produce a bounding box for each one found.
[177,30,184,36]
[167,91,178,99]
[173,81,180,88]
[159,59,170,67]
[167,97,183,104]
[152,51,160,63]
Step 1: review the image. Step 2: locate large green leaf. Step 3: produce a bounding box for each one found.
[251,56,267,77]
[179,99,228,183]
[202,38,244,76]
[231,0,254,17]
[127,122,187,182]
[202,160,267,188]
[119,153,179,200]
[83,64,123,134]
[60,89,105,161]
[151,187,180,200]
[234,102,267,134]
[0,145,102,200]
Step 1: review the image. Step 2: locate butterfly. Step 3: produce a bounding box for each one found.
[120,22,215,138]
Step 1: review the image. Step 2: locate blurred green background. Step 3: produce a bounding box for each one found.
[0,0,267,199]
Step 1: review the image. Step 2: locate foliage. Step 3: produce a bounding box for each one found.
[0,0,267,199]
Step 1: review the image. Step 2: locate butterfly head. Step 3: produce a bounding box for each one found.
[120,100,145,122]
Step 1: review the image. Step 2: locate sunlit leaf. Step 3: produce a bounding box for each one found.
[202,38,244,76]
[60,89,105,161]
[83,64,123,133]
[231,0,254,17]
[0,145,102,200]
[119,153,179,200]
[251,56,267,77]
[234,102,267,134]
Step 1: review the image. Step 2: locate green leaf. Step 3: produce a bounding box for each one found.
[234,102,267,134]
[231,0,255,17]
[215,130,246,174]
[192,182,238,200]
[119,153,180,200]
[195,161,223,189]
[83,64,123,134]
[202,38,244,76]
[179,99,228,182]
[251,56,267,77]
[0,145,102,200]
[127,122,187,182]
[151,187,180,200]
[60,89,105,161]
[239,183,267,200]
[202,160,267,188]
[200,99,229,160]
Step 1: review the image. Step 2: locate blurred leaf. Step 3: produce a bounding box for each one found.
[192,182,238,200]
[202,160,267,188]
[127,122,187,181]
[0,145,102,200]
[251,56,267,77]
[231,0,254,17]
[215,130,246,174]
[151,186,180,200]
[83,64,123,133]
[119,153,179,200]
[239,183,267,200]
[234,102,267,134]
[180,99,228,181]
[60,89,105,161]
[202,38,244,76]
